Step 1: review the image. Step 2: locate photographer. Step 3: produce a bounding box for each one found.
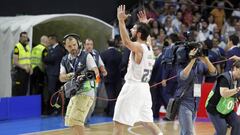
[175,45,217,135]
[206,61,240,135]
[59,34,99,135]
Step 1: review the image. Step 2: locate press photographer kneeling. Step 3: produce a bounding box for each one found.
[206,60,240,135]
[167,41,217,135]
[59,34,99,135]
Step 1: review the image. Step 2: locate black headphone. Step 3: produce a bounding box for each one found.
[63,33,82,48]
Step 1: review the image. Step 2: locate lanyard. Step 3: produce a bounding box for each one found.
[69,50,82,72]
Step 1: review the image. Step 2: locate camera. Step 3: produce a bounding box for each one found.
[174,31,209,65]
[63,70,96,98]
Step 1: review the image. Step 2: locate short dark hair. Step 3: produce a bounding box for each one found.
[136,22,150,41]
[48,34,58,42]
[20,32,27,37]
[107,39,115,47]
[169,33,180,43]
[84,38,93,44]
[229,34,239,45]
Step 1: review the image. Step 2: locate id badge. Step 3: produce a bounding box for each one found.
[194,84,201,97]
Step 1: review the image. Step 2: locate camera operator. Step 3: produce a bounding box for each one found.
[175,45,217,135]
[59,34,99,135]
[206,61,240,135]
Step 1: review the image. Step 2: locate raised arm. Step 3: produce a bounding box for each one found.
[117,5,142,53]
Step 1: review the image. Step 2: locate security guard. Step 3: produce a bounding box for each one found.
[30,35,48,95]
[206,61,240,135]
[11,32,32,96]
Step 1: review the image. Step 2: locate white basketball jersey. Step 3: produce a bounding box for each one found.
[124,44,155,83]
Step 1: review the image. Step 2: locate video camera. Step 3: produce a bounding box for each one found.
[174,31,209,65]
[62,66,96,98]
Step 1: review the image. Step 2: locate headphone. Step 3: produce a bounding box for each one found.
[63,33,82,49]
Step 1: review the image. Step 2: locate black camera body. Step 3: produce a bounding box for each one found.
[63,70,96,98]
[174,41,209,66]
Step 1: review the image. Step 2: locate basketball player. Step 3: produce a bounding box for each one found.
[113,5,163,135]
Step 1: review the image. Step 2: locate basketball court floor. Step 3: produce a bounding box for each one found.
[0,115,231,135]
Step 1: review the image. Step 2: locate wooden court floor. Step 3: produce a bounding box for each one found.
[25,121,231,135]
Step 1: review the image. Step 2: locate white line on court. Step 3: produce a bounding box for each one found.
[21,121,113,135]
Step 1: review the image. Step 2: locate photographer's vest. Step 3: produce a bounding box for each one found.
[15,43,31,65]
[31,44,45,71]
[61,51,94,92]
[206,72,236,115]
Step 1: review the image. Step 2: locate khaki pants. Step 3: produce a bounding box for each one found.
[65,94,94,126]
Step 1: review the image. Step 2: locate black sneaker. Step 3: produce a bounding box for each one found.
[162,117,172,121]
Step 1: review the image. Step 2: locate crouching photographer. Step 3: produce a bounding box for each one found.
[206,61,240,135]
[166,41,217,135]
[59,34,99,135]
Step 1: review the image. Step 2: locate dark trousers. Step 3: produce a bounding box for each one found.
[30,67,47,114]
[162,80,177,108]
[150,86,163,118]
[208,112,240,135]
[30,67,45,95]
[104,81,121,116]
[11,68,29,96]
[46,75,62,114]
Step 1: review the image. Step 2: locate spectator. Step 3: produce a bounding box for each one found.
[101,39,122,116]
[210,2,225,30]
[43,34,66,115]
[225,34,240,71]
[149,45,164,118]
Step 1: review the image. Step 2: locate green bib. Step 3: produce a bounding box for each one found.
[216,97,235,115]
[206,91,235,115]
[78,80,95,93]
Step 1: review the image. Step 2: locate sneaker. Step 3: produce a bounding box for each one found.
[162,117,171,121]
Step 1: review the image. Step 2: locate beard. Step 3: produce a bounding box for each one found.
[70,49,78,56]
[131,35,137,42]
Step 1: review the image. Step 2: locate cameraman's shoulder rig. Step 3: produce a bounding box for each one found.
[63,51,96,98]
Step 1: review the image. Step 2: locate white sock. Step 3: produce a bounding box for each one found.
[158,132,163,135]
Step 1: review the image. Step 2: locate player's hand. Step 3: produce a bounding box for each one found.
[117,5,130,22]
[137,10,153,24]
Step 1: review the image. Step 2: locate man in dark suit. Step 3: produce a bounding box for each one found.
[225,34,240,71]
[43,34,66,115]
[101,39,122,116]
[149,45,164,119]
